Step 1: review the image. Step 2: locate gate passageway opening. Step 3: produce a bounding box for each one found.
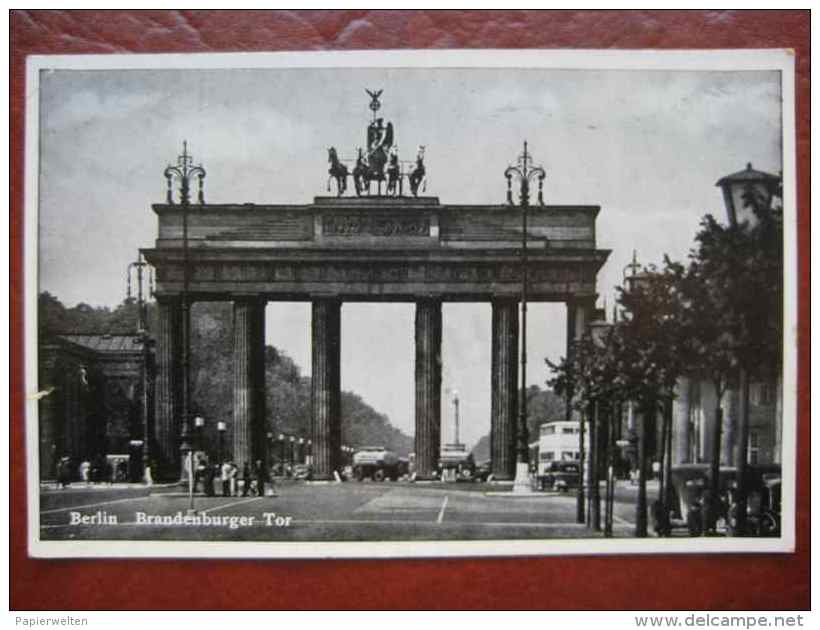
[340,303,415,453]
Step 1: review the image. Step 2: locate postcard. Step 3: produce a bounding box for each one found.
[25,49,796,558]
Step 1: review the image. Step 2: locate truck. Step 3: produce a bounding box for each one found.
[352,446,401,481]
[438,443,476,482]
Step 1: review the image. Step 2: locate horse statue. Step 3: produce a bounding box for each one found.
[352,148,368,196]
[408,145,426,197]
[327,147,348,196]
[386,146,400,196]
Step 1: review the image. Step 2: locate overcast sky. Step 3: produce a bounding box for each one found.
[37,64,782,448]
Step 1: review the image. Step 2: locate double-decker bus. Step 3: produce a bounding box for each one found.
[536,420,588,476]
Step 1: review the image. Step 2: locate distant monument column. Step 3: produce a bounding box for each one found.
[154,295,182,477]
[414,298,442,480]
[232,297,267,467]
[490,298,518,480]
[311,298,342,480]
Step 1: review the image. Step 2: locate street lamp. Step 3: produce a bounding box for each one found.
[193,416,204,495]
[266,431,273,468]
[298,437,305,465]
[278,434,285,467]
[622,250,653,537]
[716,162,780,228]
[194,415,204,452]
[289,436,296,467]
[717,163,782,536]
[127,251,155,484]
[588,316,614,535]
[307,439,313,466]
[163,141,205,508]
[217,421,226,463]
[505,141,546,494]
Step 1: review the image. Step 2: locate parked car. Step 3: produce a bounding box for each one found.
[539,461,581,492]
[473,460,492,483]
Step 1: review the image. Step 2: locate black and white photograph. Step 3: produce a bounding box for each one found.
[25,49,796,558]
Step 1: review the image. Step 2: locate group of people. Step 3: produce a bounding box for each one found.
[55,454,129,488]
[194,458,274,498]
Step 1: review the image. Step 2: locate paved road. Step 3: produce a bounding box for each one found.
[39,481,650,542]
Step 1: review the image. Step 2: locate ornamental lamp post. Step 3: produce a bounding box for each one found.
[716,163,781,536]
[127,251,155,484]
[298,437,305,464]
[289,436,296,468]
[505,141,546,494]
[163,141,205,512]
[588,316,614,535]
[307,439,313,467]
[266,431,273,468]
[622,250,652,537]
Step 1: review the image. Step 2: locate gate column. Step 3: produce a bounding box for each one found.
[414,298,442,480]
[311,298,342,480]
[233,297,267,468]
[491,298,518,481]
[154,295,182,478]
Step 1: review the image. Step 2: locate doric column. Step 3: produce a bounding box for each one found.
[699,380,719,464]
[311,298,342,480]
[154,296,182,477]
[414,298,442,480]
[232,297,267,468]
[672,376,691,465]
[490,298,518,480]
[723,387,740,466]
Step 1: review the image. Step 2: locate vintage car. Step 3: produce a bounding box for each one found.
[664,463,782,537]
[438,443,476,482]
[472,460,492,483]
[539,461,581,492]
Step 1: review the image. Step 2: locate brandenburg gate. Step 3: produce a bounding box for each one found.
[142,92,610,482]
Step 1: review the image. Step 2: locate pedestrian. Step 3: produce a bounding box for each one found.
[79,460,90,485]
[205,462,216,497]
[57,456,71,489]
[221,460,231,497]
[242,462,252,497]
[194,457,206,493]
[229,461,238,496]
[254,459,271,497]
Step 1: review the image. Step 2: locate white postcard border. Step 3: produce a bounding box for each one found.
[23,48,798,559]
